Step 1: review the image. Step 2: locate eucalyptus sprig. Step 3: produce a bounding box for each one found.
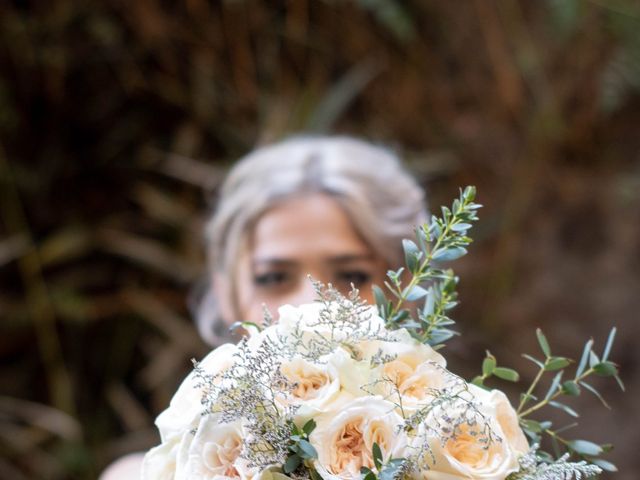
[516,327,624,472]
[360,443,407,480]
[283,419,319,476]
[373,186,481,347]
[472,350,521,386]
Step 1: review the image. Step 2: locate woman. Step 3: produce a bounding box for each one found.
[100,135,428,479]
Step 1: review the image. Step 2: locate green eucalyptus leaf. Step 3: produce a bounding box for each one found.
[482,353,496,376]
[593,361,618,377]
[576,339,594,377]
[373,285,387,308]
[416,225,429,252]
[536,450,555,463]
[297,440,317,459]
[589,350,600,368]
[522,353,544,369]
[592,459,618,472]
[391,309,410,324]
[372,442,383,470]
[544,357,571,371]
[303,419,316,435]
[361,467,376,480]
[404,285,428,302]
[284,455,301,474]
[545,371,563,400]
[432,246,467,262]
[463,185,477,201]
[494,367,519,382]
[549,400,579,417]
[536,328,551,357]
[521,419,543,433]
[451,222,472,232]
[567,439,603,456]
[427,329,457,346]
[602,327,617,361]
[402,239,421,273]
[561,380,580,396]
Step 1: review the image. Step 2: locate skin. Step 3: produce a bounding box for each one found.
[226,193,388,326]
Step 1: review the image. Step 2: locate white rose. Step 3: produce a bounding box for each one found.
[487,389,529,456]
[310,396,407,480]
[156,343,238,440]
[178,415,256,480]
[276,303,385,345]
[410,385,525,480]
[141,431,192,480]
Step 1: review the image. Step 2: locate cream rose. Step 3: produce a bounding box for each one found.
[278,356,342,411]
[487,390,529,456]
[141,430,192,480]
[156,343,238,440]
[279,349,368,423]
[178,415,255,480]
[393,361,449,410]
[310,396,407,480]
[411,385,525,480]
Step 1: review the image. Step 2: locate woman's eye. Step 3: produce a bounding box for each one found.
[253,271,290,287]
[336,270,372,286]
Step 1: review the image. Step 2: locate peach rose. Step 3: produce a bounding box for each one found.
[410,385,526,480]
[310,397,407,480]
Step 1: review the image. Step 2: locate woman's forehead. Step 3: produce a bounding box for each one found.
[250,193,374,260]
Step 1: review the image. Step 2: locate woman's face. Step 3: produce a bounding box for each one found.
[233,193,387,325]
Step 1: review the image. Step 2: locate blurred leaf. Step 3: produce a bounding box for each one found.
[354,0,416,42]
[38,227,94,268]
[0,234,29,267]
[0,396,81,441]
[306,59,382,132]
[97,228,198,283]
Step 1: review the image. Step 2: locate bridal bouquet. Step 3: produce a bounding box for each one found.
[142,187,622,480]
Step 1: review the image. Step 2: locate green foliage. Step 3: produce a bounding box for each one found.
[374,186,481,347]
[360,443,406,480]
[284,419,318,475]
[472,350,520,387]
[516,327,623,470]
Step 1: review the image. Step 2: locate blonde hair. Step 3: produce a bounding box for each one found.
[194,135,428,345]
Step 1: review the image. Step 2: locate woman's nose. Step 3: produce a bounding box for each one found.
[288,275,323,306]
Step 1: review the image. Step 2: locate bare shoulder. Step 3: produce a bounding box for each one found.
[99,452,145,480]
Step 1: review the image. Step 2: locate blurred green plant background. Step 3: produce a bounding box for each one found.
[1,1,639,478]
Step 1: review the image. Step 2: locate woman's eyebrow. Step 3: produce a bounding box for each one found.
[327,254,376,264]
[252,257,297,267]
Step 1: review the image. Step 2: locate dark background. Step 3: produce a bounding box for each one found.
[1,1,638,478]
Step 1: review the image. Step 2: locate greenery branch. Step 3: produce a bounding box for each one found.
[513,327,624,472]
[373,186,481,347]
